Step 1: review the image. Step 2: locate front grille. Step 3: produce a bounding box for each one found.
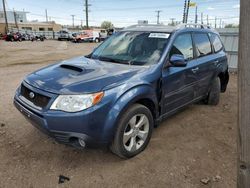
[20,84,51,108]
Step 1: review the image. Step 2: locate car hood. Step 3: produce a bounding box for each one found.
[24,56,146,94]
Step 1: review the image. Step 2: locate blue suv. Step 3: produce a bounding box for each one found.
[14,24,229,158]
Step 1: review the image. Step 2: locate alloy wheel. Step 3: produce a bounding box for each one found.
[123,114,149,152]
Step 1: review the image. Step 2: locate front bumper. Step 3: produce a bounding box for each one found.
[13,83,114,147]
[14,98,106,147]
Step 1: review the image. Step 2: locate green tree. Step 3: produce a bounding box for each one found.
[101,21,114,29]
[225,24,239,28]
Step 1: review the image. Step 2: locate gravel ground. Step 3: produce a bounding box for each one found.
[0,40,237,188]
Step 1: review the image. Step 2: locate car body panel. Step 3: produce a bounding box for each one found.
[24,56,147,94]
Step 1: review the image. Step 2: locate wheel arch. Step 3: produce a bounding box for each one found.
[102,85,159,142]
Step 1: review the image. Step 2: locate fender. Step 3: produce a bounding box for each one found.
[101,84,159,142]
[207,62,229,94]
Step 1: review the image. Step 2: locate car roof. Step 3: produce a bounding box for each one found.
[122,24,219,34]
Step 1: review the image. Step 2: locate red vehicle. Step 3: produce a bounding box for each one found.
[5,32,22,42]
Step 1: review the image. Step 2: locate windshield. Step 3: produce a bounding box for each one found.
[91,31,170,66]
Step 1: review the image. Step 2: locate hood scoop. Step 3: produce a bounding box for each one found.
[60,64,84,72]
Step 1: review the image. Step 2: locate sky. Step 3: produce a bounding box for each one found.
[1,0,240,27]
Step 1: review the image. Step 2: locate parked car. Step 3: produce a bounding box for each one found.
[72,30,100,43]
[58,30,73,41]
[21,33,31,41]
[30,34,46,42]
[5,32,22,42]
[14,24,229,158]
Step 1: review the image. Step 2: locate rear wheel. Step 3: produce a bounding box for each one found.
[206,77,221,105]
[110,104,153,159]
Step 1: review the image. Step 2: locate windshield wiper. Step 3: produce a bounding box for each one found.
[98,56,127,64]
[128,60,146,66]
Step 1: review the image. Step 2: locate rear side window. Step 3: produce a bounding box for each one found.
[193,33,212,57]
[169,33,193,60]
[209,33,223,53]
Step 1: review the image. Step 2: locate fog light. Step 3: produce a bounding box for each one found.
[78,138,86,148]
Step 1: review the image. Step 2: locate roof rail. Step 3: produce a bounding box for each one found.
[177,23,212,30]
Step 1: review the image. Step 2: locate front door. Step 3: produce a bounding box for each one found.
[161,33,198,115]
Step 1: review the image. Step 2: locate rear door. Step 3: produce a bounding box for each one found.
[161,33,198,115]
[192,32,218,98]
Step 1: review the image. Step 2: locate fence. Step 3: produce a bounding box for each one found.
[217,28,239,71]
[9,28,58,39]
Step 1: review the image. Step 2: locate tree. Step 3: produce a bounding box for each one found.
[225,24,239,28]
[101,21,114,30]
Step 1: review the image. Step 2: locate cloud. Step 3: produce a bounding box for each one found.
[233,4,240,9]
[207,7,215,10]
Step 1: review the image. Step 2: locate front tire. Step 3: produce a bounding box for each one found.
[206,77,221,105]
[110,104,153,159]
[95,38,100,43]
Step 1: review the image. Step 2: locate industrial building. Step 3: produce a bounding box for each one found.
[0,10,62,34]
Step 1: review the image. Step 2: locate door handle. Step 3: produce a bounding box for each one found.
[191,67,199,73]
[214,60,219,65]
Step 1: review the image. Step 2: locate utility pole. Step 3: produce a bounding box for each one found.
[85,0,91,29]
[219,18,222,28]
[71,15,75,28]
[185,0,191,23]
[156,10,162,24]
[201,12,203,24]
[2,0,8,34]
[215,17,217,28]
[170,18,176,26]
[195,6,198,24]
[183,0,187,23]
[13,9,19,31]
[45,9,48,22]
[207,15,209,25]
[238,0,250,187]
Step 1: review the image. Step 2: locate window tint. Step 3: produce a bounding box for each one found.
[169,33,193,60]
[209,33,223,53]
[193,33,212,57]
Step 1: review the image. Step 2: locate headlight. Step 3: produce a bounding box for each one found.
[50,92,104,112]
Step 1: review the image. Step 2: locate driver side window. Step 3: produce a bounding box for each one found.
[169,33,194,60]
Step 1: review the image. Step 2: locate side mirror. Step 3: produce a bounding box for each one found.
[170,54,187,67]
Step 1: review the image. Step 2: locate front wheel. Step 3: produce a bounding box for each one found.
[110,104,153,159]
[95,38,100,43]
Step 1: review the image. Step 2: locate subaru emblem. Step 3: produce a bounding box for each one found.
[29,92,35,99]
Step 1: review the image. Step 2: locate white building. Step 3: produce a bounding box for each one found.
[0,10,28,23]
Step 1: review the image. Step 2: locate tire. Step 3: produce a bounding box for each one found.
[95,38,99,43]
[110,104,153,159]
[206,77,221,105]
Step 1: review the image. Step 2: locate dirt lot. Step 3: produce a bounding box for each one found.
[0,40,237,188]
